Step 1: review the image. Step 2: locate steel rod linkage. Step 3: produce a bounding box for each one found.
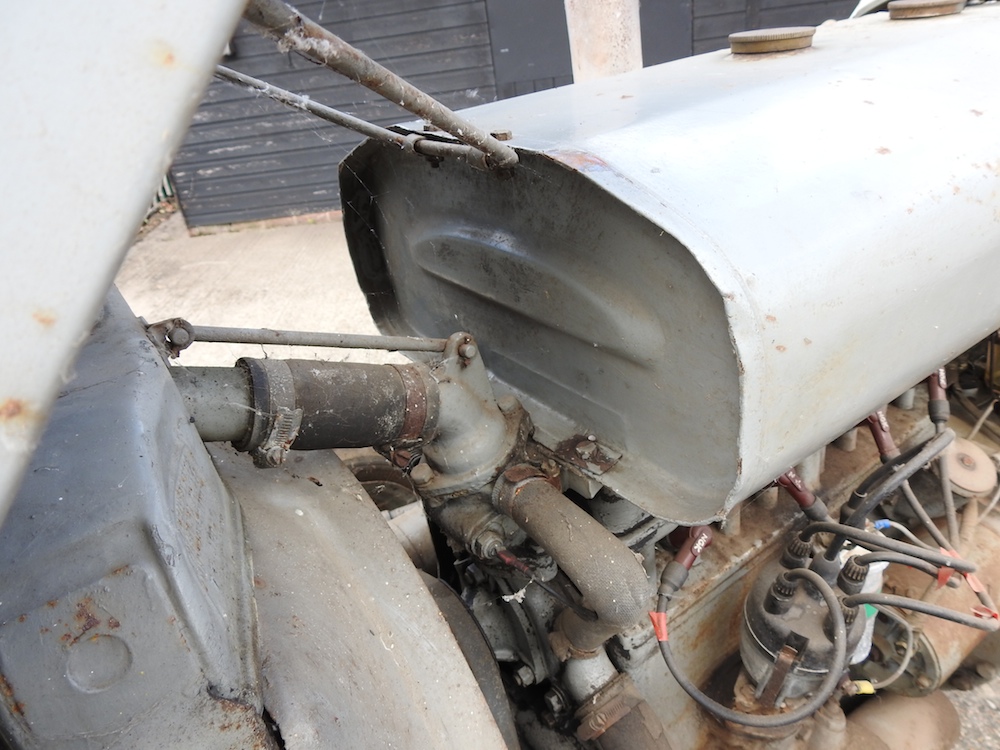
[214,66,494,168]
[243,0,519,169]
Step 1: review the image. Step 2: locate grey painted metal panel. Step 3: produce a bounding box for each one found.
[173,1,498,227]
[0,0,246,534]
[0,290,267,747]
[214,446,509,748]
[342,8,1000,522]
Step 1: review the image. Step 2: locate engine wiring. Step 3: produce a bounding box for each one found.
[867,605,915,690]
[843,592,999,632]
[494,548,599,622]
[654,567,847,728]
[872,518,936,551]
[802,521,976,573]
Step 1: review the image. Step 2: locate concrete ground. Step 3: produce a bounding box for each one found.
[117,212,998,749]
[116,211,402,368]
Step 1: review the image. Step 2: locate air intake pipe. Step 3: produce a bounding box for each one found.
[172,358,438,465]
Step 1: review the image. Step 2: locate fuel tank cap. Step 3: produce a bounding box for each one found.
[729,26,815,54]
[888,0,965,19]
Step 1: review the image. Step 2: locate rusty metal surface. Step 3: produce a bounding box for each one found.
[619,404,932,749]
[214,446,508,749]
[0,290,267,748]
[871,513,1000,694]
[553,434,622,475]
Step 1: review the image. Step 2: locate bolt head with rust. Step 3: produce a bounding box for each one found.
[409,462,434,486]
[543,688,566,714]
[512,664,535,687]
[575,440,597,460]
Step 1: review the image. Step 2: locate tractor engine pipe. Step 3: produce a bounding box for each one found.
[493,468,652,655]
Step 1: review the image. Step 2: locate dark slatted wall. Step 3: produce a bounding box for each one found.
[173,0,855,228]
[693,0,857,54]
[172,0,496,227]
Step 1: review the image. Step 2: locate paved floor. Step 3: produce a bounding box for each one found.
[117,211,402,368]
[118,212,998,749]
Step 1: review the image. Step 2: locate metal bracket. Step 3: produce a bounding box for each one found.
[143,317,195,359]
[251,406,303,468]
[553,434,622,475]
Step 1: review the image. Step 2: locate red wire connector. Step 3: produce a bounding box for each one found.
[777,469,831,522]
[652,526,715,641]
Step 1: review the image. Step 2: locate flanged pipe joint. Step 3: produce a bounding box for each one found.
[172,332,528,493]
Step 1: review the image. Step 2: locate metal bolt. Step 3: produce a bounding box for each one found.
[575,440,597,460]
[169,327,191,347]
[543,688,566,714]
[476,531,503,560]
[915,674,934,690]
[958,453,976,469]
[410,462,434,487]
[458,343,478,359]
[513,664,535,687]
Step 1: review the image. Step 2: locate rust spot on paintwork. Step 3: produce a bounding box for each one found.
[151,40,177,68]
[0,674,23,716]
[546,149,611,173]
[971,109,983,117]
[953,185,961,195]
[210,695,273,747]
[307,476,323,487]
[876,147,891,155]
[108,617,121,629]
[16,614,26,623]
[74,598,100,634]
[765,315,777,323]
[32,310,56,328]
[110,565,130,577]
[804,338,813,346]
[60,633,72,643]
[46,600,58,608]
[253,576,267,589]
[0,399,31,423]
[775,345,787,352]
